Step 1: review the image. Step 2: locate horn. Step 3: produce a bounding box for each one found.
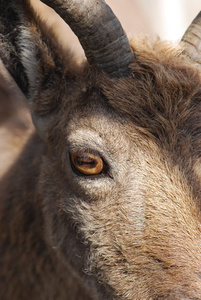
[41,0,134,76]
[181,11,201,64]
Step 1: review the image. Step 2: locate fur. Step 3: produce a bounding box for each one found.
[1,1,201,299]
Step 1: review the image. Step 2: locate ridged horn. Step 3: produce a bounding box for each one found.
[41,0,134,77]
[181,11,201,64]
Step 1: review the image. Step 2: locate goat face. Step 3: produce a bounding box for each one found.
[1,0,201,299]
[38,41,201,299]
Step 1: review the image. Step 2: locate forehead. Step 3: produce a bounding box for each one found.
[97,40,201,146]
[67,108,133,148]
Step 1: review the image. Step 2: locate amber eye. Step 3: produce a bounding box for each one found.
[70,152,104,176]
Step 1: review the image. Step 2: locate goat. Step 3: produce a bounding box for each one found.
[0,0,201,299]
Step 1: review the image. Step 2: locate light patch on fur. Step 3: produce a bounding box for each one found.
[124,158,147,235]
[68,128,105,153]
[193,159,201,180]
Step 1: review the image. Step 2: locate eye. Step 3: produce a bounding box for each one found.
[70,151,106,176]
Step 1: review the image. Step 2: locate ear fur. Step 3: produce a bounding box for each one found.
[0,0,78,139]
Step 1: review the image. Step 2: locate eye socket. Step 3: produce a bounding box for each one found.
[70,151,105,176]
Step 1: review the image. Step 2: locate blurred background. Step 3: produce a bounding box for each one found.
[27,0,201,56]
[0,0,200,175]
[138,0,200,41]
[109,0,200,42]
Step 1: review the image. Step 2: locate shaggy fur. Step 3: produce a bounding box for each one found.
[1,1,201,299]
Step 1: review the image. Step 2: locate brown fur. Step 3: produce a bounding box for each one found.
[1,1,201,299]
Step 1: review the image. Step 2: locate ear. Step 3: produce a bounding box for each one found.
[0,0,77,139]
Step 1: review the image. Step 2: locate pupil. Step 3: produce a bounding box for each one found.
[76,155,97,167]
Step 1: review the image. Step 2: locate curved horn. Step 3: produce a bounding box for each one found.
[181,11,201,64]
[41,0,134,77]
